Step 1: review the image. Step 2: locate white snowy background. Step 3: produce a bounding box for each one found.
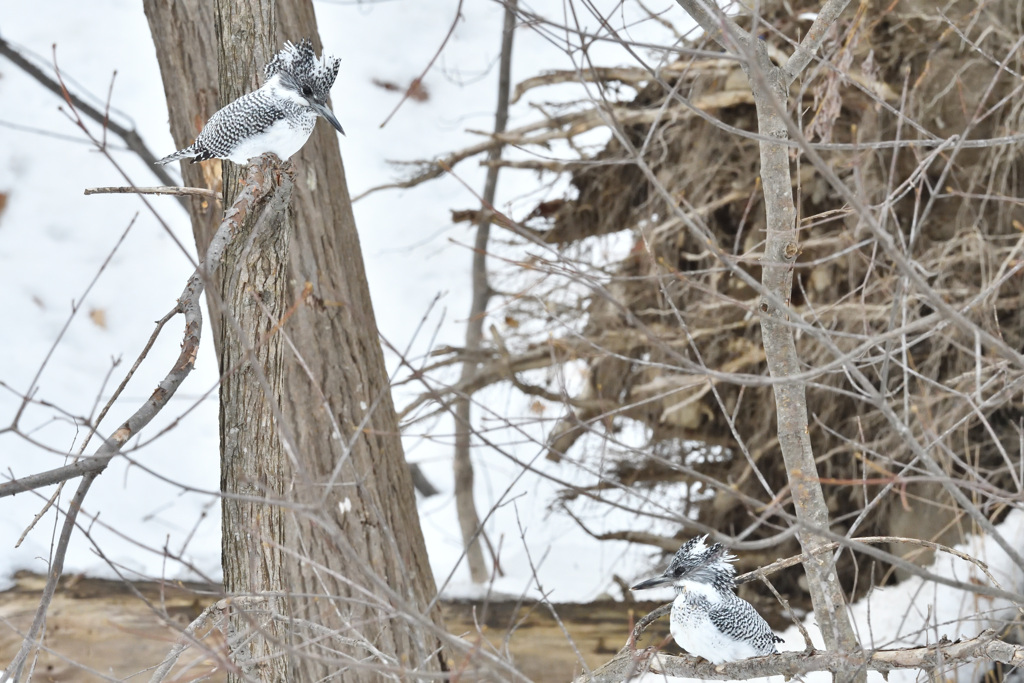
[1,1,1021,681]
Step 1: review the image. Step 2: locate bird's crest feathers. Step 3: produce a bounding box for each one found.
[264,39,340,102]
[673,535,735,566]
[665,535,737,592]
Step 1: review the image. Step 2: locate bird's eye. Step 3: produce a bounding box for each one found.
[302,85,313,97]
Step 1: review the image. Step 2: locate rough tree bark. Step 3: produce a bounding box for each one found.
[144,1,448,680]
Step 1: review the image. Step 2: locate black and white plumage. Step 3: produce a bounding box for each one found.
[631,535,783,663]
[157,39,343,166]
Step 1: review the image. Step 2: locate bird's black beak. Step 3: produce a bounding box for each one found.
[631,574,674,591]
[312,102,345,136]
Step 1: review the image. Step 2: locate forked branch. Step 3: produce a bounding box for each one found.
[1,156,284,681]
[670,0,861,670]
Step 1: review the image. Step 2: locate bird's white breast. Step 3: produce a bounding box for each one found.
[670,587,763,664]
[224,116,315,164]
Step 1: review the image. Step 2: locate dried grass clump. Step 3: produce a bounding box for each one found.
[534,0,1024,595]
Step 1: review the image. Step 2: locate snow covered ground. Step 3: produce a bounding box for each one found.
[1,2,1021,682]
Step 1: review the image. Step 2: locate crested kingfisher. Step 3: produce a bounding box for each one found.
[631,535,783,663]
[157,39,344,165]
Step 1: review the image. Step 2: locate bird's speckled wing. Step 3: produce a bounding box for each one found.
[190,90,291,161]
[707,596,781,655]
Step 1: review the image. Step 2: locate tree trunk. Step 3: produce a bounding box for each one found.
[144,2,448,680]
[746,42,862,671]
[451,0,518,587]
[669,3,862,680]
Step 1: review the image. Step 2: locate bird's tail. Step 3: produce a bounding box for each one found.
[155,146,198,165]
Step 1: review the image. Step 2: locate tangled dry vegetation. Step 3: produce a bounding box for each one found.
[467,0,1024,607]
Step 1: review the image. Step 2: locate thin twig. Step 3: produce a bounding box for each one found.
[49,46,196,267]
[85,186,220,200]
[378,0,464,128]
[9,216,137,429]
[1,280,204,682]
[0,160,268,501]
[76,308,179,456]
[0,35,182,198]
[671,0,752,54]
[148,598,224,683]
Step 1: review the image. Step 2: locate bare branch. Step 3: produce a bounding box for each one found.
[8,216,137,430]
[577,629,1024,683]
[2,274,204,681]
[85,185,220,200]
[0,155,275,501]
[147,597,227,683]
[782,0,854,83]
[671,0,752,54]
[0,35,182,198]
[510,60,733,103]
[378,0,464,128]
[1,150,290,680]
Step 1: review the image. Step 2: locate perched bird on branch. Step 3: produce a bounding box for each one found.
[631,535,783,663]
[157,39,344,166]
